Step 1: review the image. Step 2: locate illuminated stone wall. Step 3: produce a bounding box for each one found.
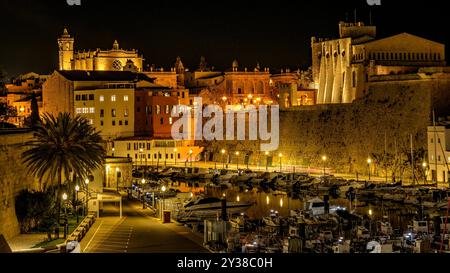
[0,132,39,241]
[205,71,450,177]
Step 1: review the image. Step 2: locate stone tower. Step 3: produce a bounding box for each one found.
[58,28,74,71]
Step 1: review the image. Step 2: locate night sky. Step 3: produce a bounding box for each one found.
[0,0,449,77]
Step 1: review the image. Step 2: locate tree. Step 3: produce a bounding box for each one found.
[23,93,41,128]
[21,113,105,236]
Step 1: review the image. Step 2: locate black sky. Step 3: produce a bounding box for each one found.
[0,0,449,77]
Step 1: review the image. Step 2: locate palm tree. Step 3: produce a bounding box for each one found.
[22,112,105,236]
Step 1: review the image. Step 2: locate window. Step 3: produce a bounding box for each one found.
[137,107,140,113]
[112,120,116,126]
[76,95,81,101]
[127,143,131,151]
[135,154,138,159]
[182,92,185,99]
[160,118,164,125]
[165,105,170,114]
[124,109,129,117]
[82,108,89,114]
[100,95,105,102]
[119,120,123,126]
[431,138,434,144]
[100,109,104,118]
[147,143,151,150]
[111,95,116,102]
[169,117,173,125]
[156,105,161,114]
[125,120,128,126]
[89,107,95,114]
[111,109,116,117]
[137,96,141,102]
[178,153,181,159]
[154,154,157,159]
[76,108,82,114]
[100,121,104,126]
[238,88,242,94]
[89,119,94,125]
[124,95,129,102]
[89,94,94,101]
[82,94,87,101]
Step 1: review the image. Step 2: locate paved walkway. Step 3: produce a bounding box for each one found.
[80,199,208,253]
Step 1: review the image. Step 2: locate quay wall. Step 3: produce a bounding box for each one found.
[205,74,450,178]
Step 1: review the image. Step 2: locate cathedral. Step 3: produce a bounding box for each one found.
[311,22,446,104]
[58,28,144,72]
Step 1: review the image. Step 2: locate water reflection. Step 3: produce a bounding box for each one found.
[206,186,421,232]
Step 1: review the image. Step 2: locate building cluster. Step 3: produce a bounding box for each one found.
[0,22,448,177]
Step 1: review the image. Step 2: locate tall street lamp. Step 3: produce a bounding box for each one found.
[161,185,167,219]
[322,155,327,176]
[265,151,270,171]
[75,185,80,224]
[221,149,226,169]
[422,162,428,184]
[85,178,89,216]
[189,149,193,168]
[278,153,283,172]
[141,178,146,209]
[235,151,240,170]
[367,158,372,181]
[62,193,68,239]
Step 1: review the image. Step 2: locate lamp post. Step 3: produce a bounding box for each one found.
[278,153,283,173]
[189,149,193,168]
[235,151,240,170]
[367,158,372,181]
[84,178,89,216]
[368,208,373,236]
[62,193,68,239]
[116,167,120,193]
[112,147,115,157]
[174,148,178,166]
[422,162,428,184]
[161,185,167,221]
[322,156,327,176]
[265,151,269,171]
[221,149,226,170]
[141,178,146,209]
[75,185,80,224]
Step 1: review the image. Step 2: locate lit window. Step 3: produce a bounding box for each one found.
[169,117,173,125]
[156,105,161,114]
[124,109,129,117]
[82,108,89,114]
[111,95,116,102]
[100,96,104,102]
[76,108,82,114]
[124,95,129,102]
[89,107,95,114]
[111,109,116,117]
[89,119,94,125]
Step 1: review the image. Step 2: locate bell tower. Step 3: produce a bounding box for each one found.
[58,28,74,71]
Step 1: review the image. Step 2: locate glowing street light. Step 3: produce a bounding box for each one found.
[84,178,90,216]
[62,193,68,201]
[75,185,80,223]
[322,155,327,176]
[235,151,240,170]
[367,158,372,181]
[221,149,226,169]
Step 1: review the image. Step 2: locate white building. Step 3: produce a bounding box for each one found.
[427,125,450,183]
